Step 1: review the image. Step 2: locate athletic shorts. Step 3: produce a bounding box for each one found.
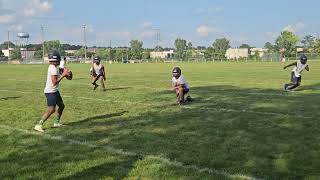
[291,72,301,83]
[45,91,63,107]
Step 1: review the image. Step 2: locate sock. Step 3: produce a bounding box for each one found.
[54,117,60,124]
[38,118,45,125]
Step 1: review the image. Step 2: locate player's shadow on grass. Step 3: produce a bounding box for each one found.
[0,96,21,100]
[107,87,133,91]
[70,84,320,179]
[66,111,128,126]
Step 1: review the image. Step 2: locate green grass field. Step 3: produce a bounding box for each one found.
[1,61,320,180]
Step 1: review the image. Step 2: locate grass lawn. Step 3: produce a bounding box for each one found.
[1,61,320,179]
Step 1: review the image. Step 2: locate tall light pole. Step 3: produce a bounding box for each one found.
[7,30,10,59]
[41,26,45,60]
[82,24,87,61]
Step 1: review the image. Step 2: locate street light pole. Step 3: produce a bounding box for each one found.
[7,30,10,59]
[82,24,87,61]
[41,26,45,61]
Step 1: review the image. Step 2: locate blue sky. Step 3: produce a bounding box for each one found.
[0,0,319,48]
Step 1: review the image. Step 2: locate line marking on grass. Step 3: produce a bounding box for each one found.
[0,124,261,180]
[0,89,315,119]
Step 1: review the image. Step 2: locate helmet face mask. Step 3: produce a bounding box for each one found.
[48,51,61,63]
[300,54,308,64]
[172,67,181,79]
[93,56,101,64]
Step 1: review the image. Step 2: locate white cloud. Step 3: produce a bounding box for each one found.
[24,0,52,17]
[0,14,15,23]
[283,21,305,33]
[141,22,152,29]
[196,25,217,37]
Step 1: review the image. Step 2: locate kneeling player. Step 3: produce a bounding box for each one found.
[171,67,192,105]
[90,56,106,91]
[34,51,69,132]
[283,54,309,91]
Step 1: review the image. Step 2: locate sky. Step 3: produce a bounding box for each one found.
[0,0,319,48]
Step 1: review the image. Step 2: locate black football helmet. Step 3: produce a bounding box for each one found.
[300,54,307,64]
[48,51,61,62]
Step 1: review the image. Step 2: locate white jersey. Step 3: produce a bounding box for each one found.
[59,60,65,69]
[292,60,308,77]
[44,64,60,93]
[90,63,103,75]
[172,75,190,89]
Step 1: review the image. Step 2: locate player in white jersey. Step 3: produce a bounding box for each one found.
[171,67,192,105]
[34,51,70,132]
[90,56,106,91]
[283,54,309,91]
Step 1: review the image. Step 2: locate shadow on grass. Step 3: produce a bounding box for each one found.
[0,96,21,100]
[2,84,320,179]
[62,84,320,179]
[107,87,133,91]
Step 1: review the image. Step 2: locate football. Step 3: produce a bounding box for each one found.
[66,70,73,80]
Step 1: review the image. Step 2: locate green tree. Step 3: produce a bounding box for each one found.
[174,38,187,60]
[314,39,320,53]
[44,40,65,55]
[0,50,4,56]
[301,35,315,52]
[0,41,15,50]
[11,48,21,60]
[186,41,193,60]
[75,48,85,57]
[143,51,151,59]
[275,31,299,57]
[96,48,109,60]
[264,42,275,52]
[211,38,230,60]
[33,49,43,59]
[130,40,143,59]
[204,47,214,60]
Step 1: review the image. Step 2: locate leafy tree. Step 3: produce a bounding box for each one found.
[314,39,320,53]
[204,47,214,60]
[11,48,21,60]
[301,35,315,52]
[264,42,275,52]
[154,45,163,51]
[96,48,109,59]
[130,40,143,59]
[0,50,4,56]
[174,38,187,60]
[44,40,65,56]
[0,41,15,50]
[75,48,85,57]
[275,31,299,57]
[34,49,43,59]
[211,38,230,60]
[186,41,193,60]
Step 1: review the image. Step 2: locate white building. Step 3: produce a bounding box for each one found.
[150,50,174,59]
[1,48,14,57]
[225,48,249,60]
[250,48,268,57]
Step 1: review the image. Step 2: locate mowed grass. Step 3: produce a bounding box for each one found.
[1,61,320,179]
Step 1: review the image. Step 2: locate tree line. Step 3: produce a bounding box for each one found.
[1,30,320,61]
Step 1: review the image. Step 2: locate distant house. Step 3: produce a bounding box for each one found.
[250,48,268,57]
[150,50,174,59]
[1,48,14,57]
[225,48,249,60]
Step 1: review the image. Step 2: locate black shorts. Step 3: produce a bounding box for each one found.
[45,91,63,107]
[291,72,301,83]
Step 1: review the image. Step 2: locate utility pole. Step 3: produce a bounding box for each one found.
[82,24,87,61]
[41,26,45,60]
[7,30,10,59]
